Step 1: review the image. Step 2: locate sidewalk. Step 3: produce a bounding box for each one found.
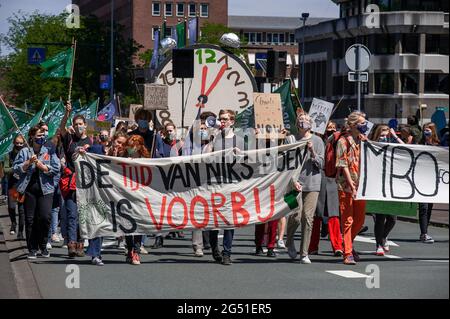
[0,225,19,298]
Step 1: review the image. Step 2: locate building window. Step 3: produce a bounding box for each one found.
[152,2,161,16]
[177,3,185,16]
[244,32,263,44]
[200,4,209,17]
[425,73,449,94]
[426,34,449,55]
[372,34,396,55]
[165,3,173,16]
[189,3,196,17]
[165,26,173,38]
[152,27,159,40]
[290,33,295,44]
[375,73,395,94]
[402,34,419,54]
[400,73,419,94]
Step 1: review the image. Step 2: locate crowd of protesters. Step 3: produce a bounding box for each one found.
[0,102,447,267]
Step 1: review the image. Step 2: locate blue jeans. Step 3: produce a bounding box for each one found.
[209,229,234,257]
[48,187,61,240]
[87,237,103,258]
[59,192,67,242]
[65,191,80,243]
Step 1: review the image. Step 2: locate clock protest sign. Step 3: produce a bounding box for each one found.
[153,44,257,130]
[253,93,285,139]
[308,98,334,135]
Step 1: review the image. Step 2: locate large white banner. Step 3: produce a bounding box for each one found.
[75,142,307,239]
[357,141,449,203]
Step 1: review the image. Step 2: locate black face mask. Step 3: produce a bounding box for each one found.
[326,130,336,136]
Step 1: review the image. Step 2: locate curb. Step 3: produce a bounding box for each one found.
[0,205,42,299]
[397,216,449,228]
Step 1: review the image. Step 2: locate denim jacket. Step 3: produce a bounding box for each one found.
[13,146,61,196]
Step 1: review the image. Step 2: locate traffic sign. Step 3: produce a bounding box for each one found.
[345,44,371,72]
[348,71,368,82]
[27,48,46,65]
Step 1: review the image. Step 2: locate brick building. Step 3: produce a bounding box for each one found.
[73,0,228,54]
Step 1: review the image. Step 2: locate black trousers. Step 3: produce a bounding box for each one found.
[24,182,53,252]
[418,203,433,235]
[8,192,25,233]
[126,235,142,253]
[374,214,397,246]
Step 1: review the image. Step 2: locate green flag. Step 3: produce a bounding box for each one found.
[176,21,186,48]
[236,80,298,134]
[161,21,167,39]
[67,99,98,128]
[0,101,46,159]
[9,108,33,127]
[41,99,65,137]
[40,47,74,79]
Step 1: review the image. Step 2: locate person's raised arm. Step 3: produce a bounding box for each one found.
[59,101,72,137]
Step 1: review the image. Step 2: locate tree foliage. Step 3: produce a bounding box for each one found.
[198,22,247,58]
[0,11,142,110]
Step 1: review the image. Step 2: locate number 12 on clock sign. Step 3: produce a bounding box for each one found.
[196,49,217,64]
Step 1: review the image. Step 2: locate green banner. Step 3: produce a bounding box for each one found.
[9,108,33,127]
[366,201,418,217]
[176,22,186,48]
[40,47,73,79]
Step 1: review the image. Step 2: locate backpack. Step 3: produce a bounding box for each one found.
[59,167,77,199]
[324,132,350,178]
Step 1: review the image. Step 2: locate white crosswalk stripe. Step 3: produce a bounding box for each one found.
[326,270,370,278]
[354,235,399,247]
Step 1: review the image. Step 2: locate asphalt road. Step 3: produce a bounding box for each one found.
[1,206,448,299]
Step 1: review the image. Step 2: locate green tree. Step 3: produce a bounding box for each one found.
[0,11,142,110]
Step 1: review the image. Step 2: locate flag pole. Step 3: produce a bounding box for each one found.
[68,38,77,102]
[117,94,122,117]
[0,95,31,148]
[95,98,100,119]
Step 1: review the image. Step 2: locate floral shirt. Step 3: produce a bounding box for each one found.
[335,135,361,193]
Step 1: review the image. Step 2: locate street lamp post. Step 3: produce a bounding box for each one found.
[110,0,115,101]
[300,12,309,107]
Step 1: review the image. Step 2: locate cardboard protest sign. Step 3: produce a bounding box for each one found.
[75,141,308,238]
[253,93,285,139]
[357,141,449,204]
[308,98,334,135]
[144,84,168,111]
[129,104,142,120]
[86,119,112,137]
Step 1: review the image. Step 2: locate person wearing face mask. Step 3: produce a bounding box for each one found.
[59,102,93,258]
[90,129,111,155]
[122,135,151,265]
[417,123,441,244]
[308,121,344,257]
[4,135,26,239]
[335,111,368,265]
[129,108,164,158]
[369,125,405,256]
[13,126,61,259]
[285,114,325,264]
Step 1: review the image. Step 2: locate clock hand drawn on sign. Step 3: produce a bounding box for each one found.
[152,44,258,131]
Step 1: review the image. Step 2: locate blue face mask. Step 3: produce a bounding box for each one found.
[199,130,209,141]
[357,122,369,134]
[424,131,432,138]
[138,120,149,130]
[379,136,388,143]
[35,137,46,145]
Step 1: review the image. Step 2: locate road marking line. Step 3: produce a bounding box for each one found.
[354,236,399,247]
[326,270,370,278]
[418,260,449,263]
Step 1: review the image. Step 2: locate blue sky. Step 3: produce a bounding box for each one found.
[0,0,339,55]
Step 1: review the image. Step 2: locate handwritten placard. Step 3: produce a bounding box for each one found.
[144,84,168,111]
[253,93,285,139]
[308,98,334,135]
[129,104,143,119]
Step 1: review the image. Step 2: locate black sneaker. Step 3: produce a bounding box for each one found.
[358,226,369,235]
[17,232,24,240]
[40,249,50,258]
[255,246,264,256]
[212,248,223,262]
[222,255,232,265]
[10,223,16,235]
[267,249,277,257]
[27,251,38,259]
[152,236,164,249]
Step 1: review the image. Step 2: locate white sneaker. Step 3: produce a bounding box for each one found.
[288,242,298,260]
[51,234,61,243]
[46,242,52,250]
[91,257,104,266]
[300,255,312,264]
[62,244,68,249]
[277,240,286,249]
[194,248,204,257]
[376,246,385,256]
[140,246,149,255]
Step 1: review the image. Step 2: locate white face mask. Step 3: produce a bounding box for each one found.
[298,120,311,130]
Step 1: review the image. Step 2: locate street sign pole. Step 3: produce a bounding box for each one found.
[356,46,361,112]
[345,44,371,113]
